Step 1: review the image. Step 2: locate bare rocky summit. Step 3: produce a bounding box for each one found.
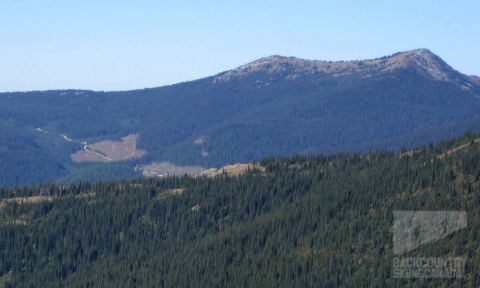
[214,49,473,89]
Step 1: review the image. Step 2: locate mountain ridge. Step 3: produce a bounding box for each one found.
[213,49,475,89]
[2,49,477,94]
[1,48,480,186]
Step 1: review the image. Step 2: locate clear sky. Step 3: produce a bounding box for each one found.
[0,0,479,91]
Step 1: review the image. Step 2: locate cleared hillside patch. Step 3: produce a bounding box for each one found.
[71,134,146,163]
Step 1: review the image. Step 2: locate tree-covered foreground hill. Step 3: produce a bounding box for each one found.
[1,133,480,287]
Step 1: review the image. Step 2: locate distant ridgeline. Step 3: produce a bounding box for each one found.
[1,49,480,186]
[1,133,480,286]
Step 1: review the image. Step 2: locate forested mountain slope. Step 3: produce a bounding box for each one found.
[1,133,480,287]
[1,48,480,186]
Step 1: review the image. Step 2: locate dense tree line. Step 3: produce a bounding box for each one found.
[1,133,480,286]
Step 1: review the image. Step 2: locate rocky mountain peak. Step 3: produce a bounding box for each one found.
[213,49,466,84]
[380,48,455,81]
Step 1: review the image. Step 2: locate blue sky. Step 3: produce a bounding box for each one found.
[0,0,479,91]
